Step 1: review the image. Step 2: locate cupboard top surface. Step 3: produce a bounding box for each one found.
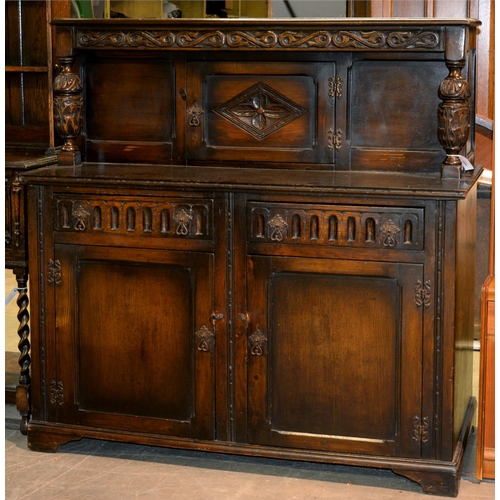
[21,162,482,199]
[52,17,479,54]
[52,18,481,27]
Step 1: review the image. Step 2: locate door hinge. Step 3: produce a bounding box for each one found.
[328,128,342,151]
[328,76,343,99]
[414,279,431,309]
[47,259,62,286]
[50,380,65,406]
[412,416,429,444]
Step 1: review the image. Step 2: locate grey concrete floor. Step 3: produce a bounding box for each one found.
[5,405,495,500]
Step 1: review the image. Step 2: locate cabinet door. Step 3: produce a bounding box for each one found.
[52,244,216,440]
[246,256,424,458]
[186,60,336,166]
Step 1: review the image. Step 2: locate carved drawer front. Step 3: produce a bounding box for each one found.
[248,202,424,250]
[54,196,213,240]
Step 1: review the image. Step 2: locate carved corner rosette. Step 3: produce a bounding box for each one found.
[53,57,83,165]
[437,65,471,178]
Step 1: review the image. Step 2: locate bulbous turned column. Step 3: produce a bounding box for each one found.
[437,63,471,179]
[53,56,83,165]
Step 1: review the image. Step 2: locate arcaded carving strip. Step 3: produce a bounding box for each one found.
[77,29,442,51]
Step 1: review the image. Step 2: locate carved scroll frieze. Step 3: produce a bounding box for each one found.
[386,31,440,49]
[54,197,213,240]
[214,82,307,140]
[195,325,215,352]
[414,279,432,309]
[249,328,267,356]
[53,57,83,164]
[250,204,423,251]
[77,28,442,51]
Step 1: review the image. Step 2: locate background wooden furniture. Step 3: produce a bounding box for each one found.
[477,274,495,479]
[21,18,481,497]
[4,0,70,412]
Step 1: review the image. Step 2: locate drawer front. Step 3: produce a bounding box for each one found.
[248,202,424,251]
[54,195,214,241]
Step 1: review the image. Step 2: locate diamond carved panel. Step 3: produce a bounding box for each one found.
[213,82,307,140]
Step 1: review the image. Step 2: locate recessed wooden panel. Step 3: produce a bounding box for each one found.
[349,59,448,172]
[270,273,399,441]
[207,76,311,147]
[187,61,334,166]
[85,54,174,163]
[21,0,48,67]
[77,260,193,420]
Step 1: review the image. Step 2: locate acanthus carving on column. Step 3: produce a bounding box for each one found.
[53,57,83,166]
[438,64,471,178]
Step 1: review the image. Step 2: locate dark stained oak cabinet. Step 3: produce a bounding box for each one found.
[21,18,480,497]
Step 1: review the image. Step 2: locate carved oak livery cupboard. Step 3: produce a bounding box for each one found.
[21,18,480,497]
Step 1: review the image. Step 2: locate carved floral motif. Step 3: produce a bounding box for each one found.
[214,82,306,140]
